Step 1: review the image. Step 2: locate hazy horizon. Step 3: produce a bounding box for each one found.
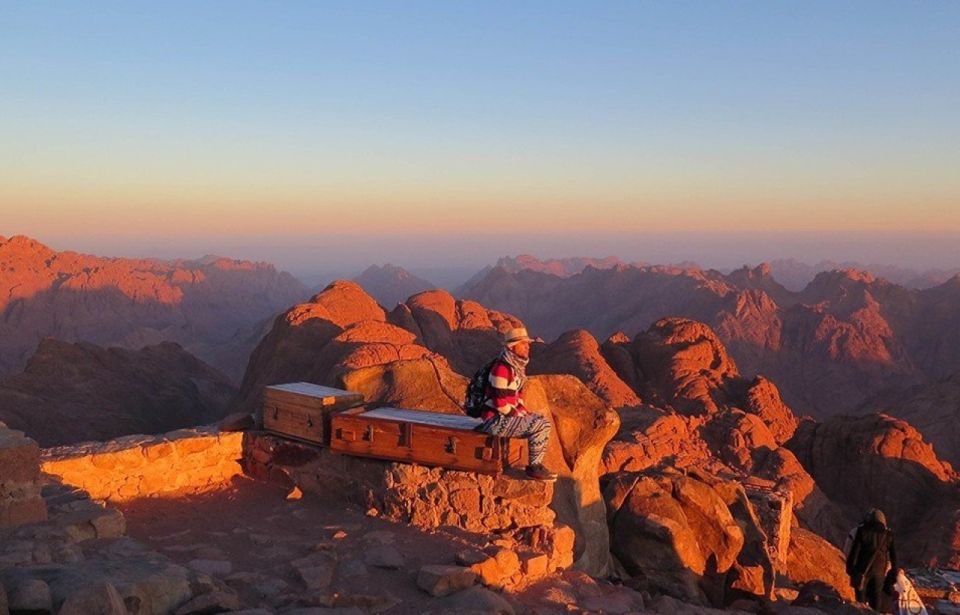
[10,230,957,285]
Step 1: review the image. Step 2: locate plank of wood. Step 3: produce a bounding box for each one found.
[263,405,326,444]
[363,407,481,431]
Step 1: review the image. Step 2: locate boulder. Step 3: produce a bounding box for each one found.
[403,291,521,375]
[290,553,336,591]
[7,577,52,612]
[187,559,232,577]
[790,580,873,614]
[649,594,753,614]
[632,318,739,415]
[426,585,515,614]
[603,473,716,602]
[416,565,477,597]
[173,590,243,615]
[530,329,642,409]
[338,358,465,415]
[784,528,855,602]
[743,376,799,444]
[362,544,404,570]
[522,375,620,575]
[58,582,127,615]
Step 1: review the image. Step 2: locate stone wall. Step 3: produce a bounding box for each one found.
[243,432,575,584]
[0,424,47,527]
[41,427,244,502]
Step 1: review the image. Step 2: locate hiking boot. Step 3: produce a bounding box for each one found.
[525,463,557,482]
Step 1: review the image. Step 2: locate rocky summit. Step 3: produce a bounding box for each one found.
[3,267,959,614]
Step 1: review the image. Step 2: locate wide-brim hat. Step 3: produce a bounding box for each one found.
[503,326,533,347]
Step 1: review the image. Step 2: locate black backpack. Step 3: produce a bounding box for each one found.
[464,358,498,418]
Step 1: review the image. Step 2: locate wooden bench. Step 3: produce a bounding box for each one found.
[330,407,528,475]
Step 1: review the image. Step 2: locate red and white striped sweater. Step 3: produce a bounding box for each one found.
[481,359,527,420]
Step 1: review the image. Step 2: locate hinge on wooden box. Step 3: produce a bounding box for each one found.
[480,447,495,461]
[336,429,356,442]
[364,425,375,442]
[446,436,459,454]
[307,417,314,428]
[400,423,413,448]
[272,407,279,420]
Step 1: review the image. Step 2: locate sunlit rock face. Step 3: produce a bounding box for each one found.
[0,235,307,380]
[592,317,959,583]
[236,281,522,415]
[530,329,642,409]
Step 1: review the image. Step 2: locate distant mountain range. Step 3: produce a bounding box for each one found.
[460,260,960,420]
[0,234,308,381]
[767,258,960,291]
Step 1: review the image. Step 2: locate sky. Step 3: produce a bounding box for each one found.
[2,1,959,275]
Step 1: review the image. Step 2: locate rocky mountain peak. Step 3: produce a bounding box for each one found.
[353,264,434,307]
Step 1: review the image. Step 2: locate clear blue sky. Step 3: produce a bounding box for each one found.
[2,1,958,271]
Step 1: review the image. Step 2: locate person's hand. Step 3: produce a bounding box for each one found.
[512,406,528,417]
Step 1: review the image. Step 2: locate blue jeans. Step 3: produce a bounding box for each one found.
[479,412,551,465]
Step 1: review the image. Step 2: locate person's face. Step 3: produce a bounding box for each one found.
[510,340,531,359]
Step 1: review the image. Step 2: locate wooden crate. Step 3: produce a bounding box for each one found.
[329,407,527,475]
[262,382,364,445]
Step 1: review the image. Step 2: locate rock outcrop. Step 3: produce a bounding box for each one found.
[861,369,960,467]
[0,339,236,446]
[530,329,642,409]
[236,282,520,415]
[603,470,746,604]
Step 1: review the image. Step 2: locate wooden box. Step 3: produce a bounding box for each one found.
[262,382,364,445]
[329,407,528,475]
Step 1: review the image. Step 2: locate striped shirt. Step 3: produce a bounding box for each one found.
[482,359,526,420]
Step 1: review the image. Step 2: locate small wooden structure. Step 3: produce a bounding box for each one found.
[330,407,528,475]
[262,382,364,445]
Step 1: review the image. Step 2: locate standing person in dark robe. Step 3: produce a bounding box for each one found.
[846,508,897,610]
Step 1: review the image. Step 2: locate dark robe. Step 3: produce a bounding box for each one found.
[846,520,897,609]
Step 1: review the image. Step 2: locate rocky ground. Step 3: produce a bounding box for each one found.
[118,476,650,614]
